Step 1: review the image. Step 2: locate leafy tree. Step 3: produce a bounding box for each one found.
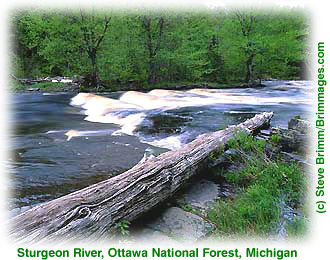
[12,11,50,76]
[78,8,111,88]
[11,7,309,89]
[235,11,258,84]
[140,13,165,84]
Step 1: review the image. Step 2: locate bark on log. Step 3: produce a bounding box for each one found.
[9,112,273,244]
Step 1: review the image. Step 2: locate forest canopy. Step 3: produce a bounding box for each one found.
[11,7,309,89]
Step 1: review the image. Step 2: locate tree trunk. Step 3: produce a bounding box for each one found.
[141,16,164,84]
[9,112,273,244]
[245,50,255,84]
[89,48,99,89]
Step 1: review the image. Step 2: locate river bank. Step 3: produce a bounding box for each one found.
[12,80,268,93]
[132,124,309,242]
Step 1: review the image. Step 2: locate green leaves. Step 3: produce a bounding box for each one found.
[209,132,306,236]
[115,220,131,236]
[12,7,309,88]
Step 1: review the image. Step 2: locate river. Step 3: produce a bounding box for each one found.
[8,80,314,213]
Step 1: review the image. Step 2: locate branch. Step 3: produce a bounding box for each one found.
[155,17,164,53]
[95,16,111,50]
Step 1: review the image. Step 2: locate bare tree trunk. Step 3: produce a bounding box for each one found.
[9,112,273,244]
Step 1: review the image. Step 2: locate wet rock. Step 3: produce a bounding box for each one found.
[272,127,308,153]
[27,88,40,91]
[218,183,235,198]
[146,207,213,243]
[183,179,219,212]
[255,135,267,141]
[288,118,311,134]
[209,148,239,168]
[280,151,313,167]
[260,129,271,136]
[136,114,191,135]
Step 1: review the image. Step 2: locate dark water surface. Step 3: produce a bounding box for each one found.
[8,81,313,211]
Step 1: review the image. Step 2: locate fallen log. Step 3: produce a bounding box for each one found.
[9,112,273,243]
[12,75,74,85]
[11,75,51,85]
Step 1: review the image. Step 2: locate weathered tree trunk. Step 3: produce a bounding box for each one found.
[9,112,273,244]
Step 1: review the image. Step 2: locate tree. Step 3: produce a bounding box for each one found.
[11,7,309,88]
[235,11,258,84]
[11,11,50,77]
[79,8,111,88]
[140,14,165,84]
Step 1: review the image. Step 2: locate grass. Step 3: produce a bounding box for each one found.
[270,133,281,144]
[208,132,307,237]
[209,144,225,162]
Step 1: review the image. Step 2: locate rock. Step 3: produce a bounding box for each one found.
[260,129,271,136]
[146,207,213,243]
[288,118,311,134]
[272,127,308,153]
[276,197,298,239]
[280,151,313,167]
[209,148,239,168]
[27,88,40,91]
[218,183,235,198]
[183,179,219,212]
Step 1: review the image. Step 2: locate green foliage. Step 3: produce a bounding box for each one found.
[11,81,68,91]
[115,220,131,236]
[209,185,280,235]
[11,7,309,90]
[209,144,225,162]
[208,131,307,236]
[227,131,266,160]
[270,134,281,144]
[286,216,307,236]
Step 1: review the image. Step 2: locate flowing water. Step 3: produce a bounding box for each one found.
[8,80,314,213]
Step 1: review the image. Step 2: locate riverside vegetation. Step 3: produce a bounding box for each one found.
[113,128,308,241]
[207,131,307,237]
[10,6,309,240]
[11,6,308,91]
